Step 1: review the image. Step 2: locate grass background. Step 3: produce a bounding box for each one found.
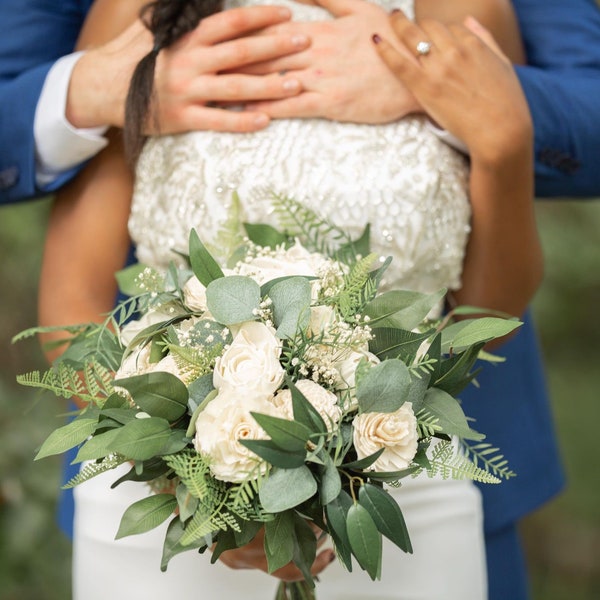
[0,197,598,599]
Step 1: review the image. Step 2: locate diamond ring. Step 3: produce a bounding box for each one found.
[416,41,432,56]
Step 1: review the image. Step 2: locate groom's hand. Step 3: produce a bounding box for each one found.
[66,6,311,134]
[233,0,421,123]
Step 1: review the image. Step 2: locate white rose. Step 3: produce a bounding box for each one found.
[150,353,186,382]
[119,309,174,346]
[194,388,280,482]
[115,344,153,379]
[182,276,208,312]
[335,349,380,391]
[308,305,337,338]
[352,402,418,472]
[213,321,285,395]
[274,380,342,432]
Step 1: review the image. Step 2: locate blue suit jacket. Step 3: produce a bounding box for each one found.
[1,0,599,537]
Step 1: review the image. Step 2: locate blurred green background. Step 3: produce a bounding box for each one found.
[0,198,599,599]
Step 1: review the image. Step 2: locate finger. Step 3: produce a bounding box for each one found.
[463,16,510,64]
[177,105,272,133]
[205,33,310,72]
[247,92,324,119]
[312,0,363,17]
[192,5,294,45]
[226,52,309,76]
[372,33,421,87]
[390,10,435,60]
[191,73,302,102]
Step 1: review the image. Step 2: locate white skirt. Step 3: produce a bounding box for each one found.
[73,464,487,600]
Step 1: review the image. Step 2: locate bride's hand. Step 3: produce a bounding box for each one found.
[233,0,421,124]
[373,11,532,166]
[216,525,335,582]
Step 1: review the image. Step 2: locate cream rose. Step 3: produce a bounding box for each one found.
[114,344,153,379]
[182,276,208,312]
[194,388,280,482]
[119,309,175,346]
[352,402,419,472]
[335,349,380,391]
[307,305,337,338]
[273,379,342,432]
[213,321,285,395]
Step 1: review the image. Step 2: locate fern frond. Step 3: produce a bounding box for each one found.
[335,253,378,318]
[426,440,501,484]
[12,323,89,344]
[462,442,516,480]
[207,191,245,261]
[271,194,348,255]
[416,408,442,438]
[82,360,114,400]
[62,454,128,489]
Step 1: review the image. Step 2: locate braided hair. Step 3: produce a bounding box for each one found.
[125,0,223,163]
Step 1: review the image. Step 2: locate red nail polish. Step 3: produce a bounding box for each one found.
[390,8,401,14]
[372,33,382,44]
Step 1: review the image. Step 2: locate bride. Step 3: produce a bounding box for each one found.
[38,0,542,598]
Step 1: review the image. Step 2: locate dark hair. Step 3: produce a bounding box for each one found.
[124,0,223,164]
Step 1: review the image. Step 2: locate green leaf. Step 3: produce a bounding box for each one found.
[187,373,215,413]
[110,417,174,460]
[441,317,521,352]
[291,513,318,587]
[259,466,318,513]
[189,228,224,287]
[268,277,312,339]
[250,412,311,452]
[369,327,432,362]
[335,224,371,264]
[318,452,341,505]
[355,359,412,413]
[240,439,306,469]
[206,275,261,325]
[423,388,484,441]
[116,493,177,539]
[288,378,328,435]
[264,511,295,573]
[73,427,121,463]
[113,372,188,422]
[434,344,483,396]
[342,448,384,471]
[115,263,151,296]
[176,482,199,522]
[161,516,208,572]
[358,484,412,553]
[346,503,382,580]
[324,491,354,571]
[35,417,97,460]
[244,222,288,248]
[364,289,446,330]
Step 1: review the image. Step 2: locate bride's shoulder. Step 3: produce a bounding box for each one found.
[415,0,524,64]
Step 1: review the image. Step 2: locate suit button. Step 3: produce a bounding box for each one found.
[0,166,19,190]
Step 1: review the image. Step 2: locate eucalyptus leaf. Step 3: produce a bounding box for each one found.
[324,490,354,571]
[259,466,318,512]
[358,484,412,553]
[441,317,521,352]
[268,277,312,339]
[318,452,341,504]
[265,511,295,573]
[423,388,484,441]
[346,503,382,580]
[244,222,288,248]
[189,228,224,286]
[187,373,215,413]
[110,417,174,460]
[35,417,97,460]
[115,263,152,296]
[364,289,446,330]
[250,412,311,452]
[116,493,177,539]
[239,439,307,469]
[206,276,261,325]
[114,371,188,422]
[356,359,412,413]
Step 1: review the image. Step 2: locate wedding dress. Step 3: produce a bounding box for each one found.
[73,1,486,598]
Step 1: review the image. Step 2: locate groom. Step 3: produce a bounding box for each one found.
[1,1,599,598]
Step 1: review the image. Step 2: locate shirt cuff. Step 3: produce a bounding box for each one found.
[425,120,469,156]
[34,52,109,187]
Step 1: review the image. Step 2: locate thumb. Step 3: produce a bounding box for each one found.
[463,15,510,64]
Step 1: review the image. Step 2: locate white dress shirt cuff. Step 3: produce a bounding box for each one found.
[34,52,109,187]
[425,120,469,156]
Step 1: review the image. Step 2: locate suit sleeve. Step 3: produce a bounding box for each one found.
[514,0,600,198]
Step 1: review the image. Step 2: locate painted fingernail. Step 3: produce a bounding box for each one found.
[328,551,336,564]
[390,8,401,14]
[372,33,382,44]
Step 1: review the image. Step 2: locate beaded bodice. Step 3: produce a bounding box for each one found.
[131,0,470,294]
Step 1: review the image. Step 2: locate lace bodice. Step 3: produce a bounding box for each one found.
[131,0,470,295]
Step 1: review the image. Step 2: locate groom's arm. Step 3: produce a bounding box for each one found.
[514,0,600,198]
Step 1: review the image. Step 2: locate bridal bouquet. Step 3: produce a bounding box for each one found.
[16,196,517,597]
